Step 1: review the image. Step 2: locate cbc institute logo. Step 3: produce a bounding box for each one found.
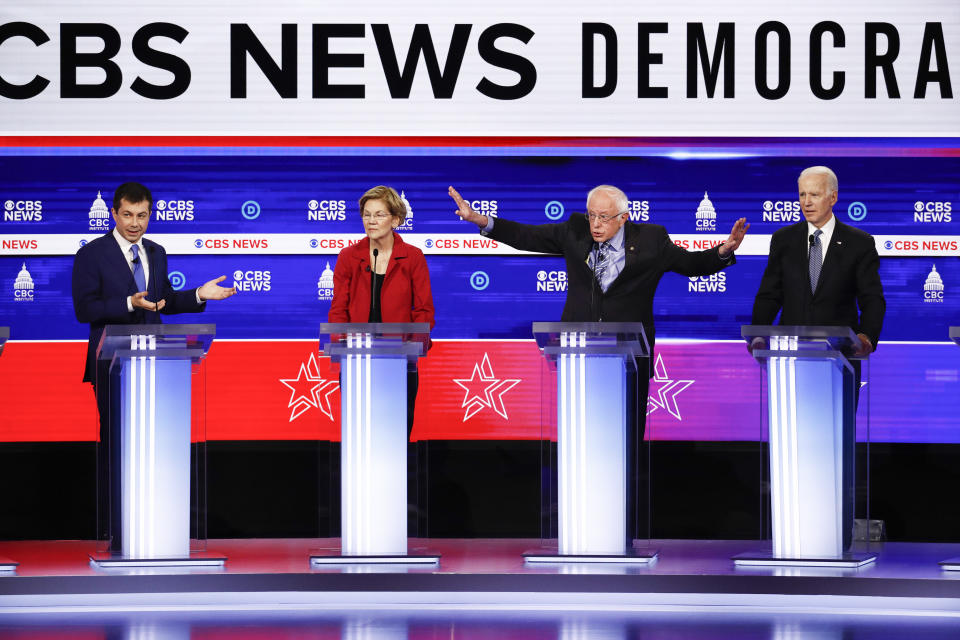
[13,262,35,302]
[923,265,945,303]
[317,262,334,301]
[88,191,111,231]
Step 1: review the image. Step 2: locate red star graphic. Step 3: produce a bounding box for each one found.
[646,353,694,420]
[279,353,339,422]
[452,353,521,421]
[280,362,322,417]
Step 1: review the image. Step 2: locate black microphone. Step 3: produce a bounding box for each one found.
[370,248,379,320]
[590,241,600,322]
[147,245,159,315]
[809,234,815,248]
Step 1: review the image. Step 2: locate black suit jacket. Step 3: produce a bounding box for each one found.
[752,218,885,347]
[488,215,735,352]
[71,232,205,383]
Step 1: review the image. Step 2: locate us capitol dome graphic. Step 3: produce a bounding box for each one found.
[399,190,414,226]
[924,264,944,294]
[317,262,334,290]
[14,262,34,300]
[696,192,717,222]
[89,191,110,220]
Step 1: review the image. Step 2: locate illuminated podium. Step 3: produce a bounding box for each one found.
[0,327,17,572]
[939,327,960,571]
[524,322,655,563]
[91,324,224,567]
[313,323,438,565]
[737,326,874,568]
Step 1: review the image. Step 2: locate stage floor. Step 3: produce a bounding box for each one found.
[1,538,959,618]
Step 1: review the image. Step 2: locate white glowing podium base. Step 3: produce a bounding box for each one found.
[92,325,224,568]
[314,323,438,566]
[524,322,655,564]
[736,326,873,568]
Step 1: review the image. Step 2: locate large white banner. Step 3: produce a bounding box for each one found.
[1,0,958,136]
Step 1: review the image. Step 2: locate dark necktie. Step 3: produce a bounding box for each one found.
[808,229,823,292]
[593,241,610,291]
[131,244,147,292]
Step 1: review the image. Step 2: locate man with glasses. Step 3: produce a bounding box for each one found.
[450,183,748,338]
[449,183,748,539]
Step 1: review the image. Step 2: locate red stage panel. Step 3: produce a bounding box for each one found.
[0,341,97,442]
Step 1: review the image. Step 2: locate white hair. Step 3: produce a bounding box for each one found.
[586,184,629,213]
[799,166,839,193]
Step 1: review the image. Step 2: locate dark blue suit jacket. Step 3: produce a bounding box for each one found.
[71,232,205,383]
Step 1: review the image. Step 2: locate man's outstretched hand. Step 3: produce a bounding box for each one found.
[719,218,750,258]
[198,276,237,301]
[449,186,488,227]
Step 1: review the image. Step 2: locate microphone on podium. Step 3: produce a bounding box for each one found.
[370,248,380,315]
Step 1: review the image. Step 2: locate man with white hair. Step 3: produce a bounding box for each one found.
[752,166,885,356]
[450,184,748,332]
[450,184,749,542]
[752,165,885,551]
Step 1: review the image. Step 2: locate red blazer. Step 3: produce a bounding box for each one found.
[329,233,435,332]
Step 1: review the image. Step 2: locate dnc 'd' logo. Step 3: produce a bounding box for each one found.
[13,262,35,302]
[694,192,717,231]
[923,265,944,303]
[317,262,334,301]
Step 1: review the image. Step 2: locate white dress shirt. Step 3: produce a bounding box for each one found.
[807,213,837,263]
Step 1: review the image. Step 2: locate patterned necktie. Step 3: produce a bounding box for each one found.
[593,241,610,291]
[808,229,823,293]
[131,244,147,292]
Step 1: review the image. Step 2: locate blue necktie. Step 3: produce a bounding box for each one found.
[131,244,147,292]
[593,241,610,292]
[809,229,823,293]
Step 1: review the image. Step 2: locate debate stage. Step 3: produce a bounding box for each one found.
[2,538,960,617]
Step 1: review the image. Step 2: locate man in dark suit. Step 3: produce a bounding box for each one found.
[72,182,235,547]
[752,166,884,354]
[751,165,885,551]
[449,184,749,541]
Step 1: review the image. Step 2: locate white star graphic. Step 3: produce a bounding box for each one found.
[646,353,694,420]
[279,352,339,422]
[452,353,521,422]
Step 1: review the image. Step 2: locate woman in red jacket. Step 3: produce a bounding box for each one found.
[328,185,435,436]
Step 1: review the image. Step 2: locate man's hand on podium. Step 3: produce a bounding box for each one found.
[198,276,237,301]
[132,291,165,311]
[854,333,874,357]
[748,336,766,355]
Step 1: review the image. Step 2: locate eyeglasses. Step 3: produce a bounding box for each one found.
[361,212,392,221]
[587,211,626,224]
